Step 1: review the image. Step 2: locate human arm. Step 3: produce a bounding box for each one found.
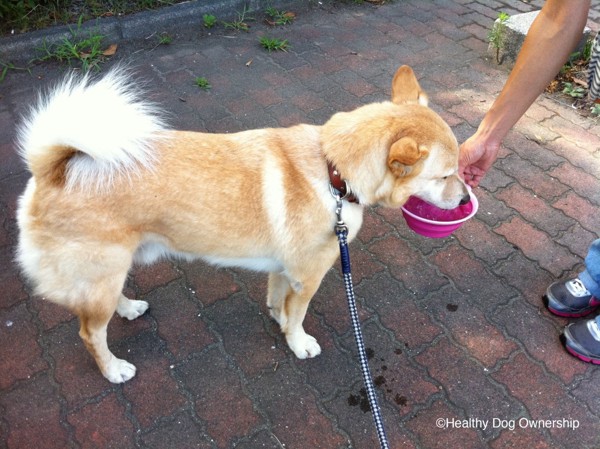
[459,0,591,187]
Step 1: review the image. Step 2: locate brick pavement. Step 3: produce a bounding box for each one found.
[1,1,600,448]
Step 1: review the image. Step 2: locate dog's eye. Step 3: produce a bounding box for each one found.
[442,176,448,180]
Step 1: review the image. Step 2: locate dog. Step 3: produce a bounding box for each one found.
[15,65,469,383]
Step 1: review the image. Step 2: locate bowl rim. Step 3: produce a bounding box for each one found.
[401,191,479,226]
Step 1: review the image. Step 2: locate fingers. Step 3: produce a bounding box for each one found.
[462,166,485,188]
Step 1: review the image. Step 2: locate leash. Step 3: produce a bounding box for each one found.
[330,184,390,449]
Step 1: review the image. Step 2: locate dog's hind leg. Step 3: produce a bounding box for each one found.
[116,294,149,320]
[77,285,137,383]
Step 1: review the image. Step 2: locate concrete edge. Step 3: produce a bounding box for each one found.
[0,0,298,63]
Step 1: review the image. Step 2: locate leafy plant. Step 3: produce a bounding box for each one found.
[488,12,510,64]
[1,0,178,36]
[203,14,217,28]
[562,82,585,98]
[194,76,211,90]
[35,17,114,72]
[222,6,253,32]
[591,104,600,116]
[158,32,172,45]
[265,7,295,26]
[1,0,72,34]
[259,36,289,52]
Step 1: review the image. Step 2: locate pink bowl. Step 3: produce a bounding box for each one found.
[401,192,478,238]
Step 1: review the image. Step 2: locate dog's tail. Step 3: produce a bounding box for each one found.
[16,67,168,192]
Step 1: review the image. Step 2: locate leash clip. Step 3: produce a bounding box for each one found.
[329,183,348,234]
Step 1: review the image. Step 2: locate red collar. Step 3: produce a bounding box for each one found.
[327,161,359,204]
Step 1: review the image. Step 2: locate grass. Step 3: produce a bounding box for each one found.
[265,7,295,26]
[34,17,114,72]
[194,76,211,90]
[222,6,253,32]
[1,0,182,36]
[203,14,217,29]
[259,36,289,52]
[157,31,172,45]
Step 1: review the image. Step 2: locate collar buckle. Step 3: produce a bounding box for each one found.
[327,161,359,204]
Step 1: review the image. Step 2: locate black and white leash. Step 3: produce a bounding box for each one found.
[331,187,390,449]
[589,32,600,100]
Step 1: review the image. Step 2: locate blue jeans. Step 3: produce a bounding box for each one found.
[580,239,600,300]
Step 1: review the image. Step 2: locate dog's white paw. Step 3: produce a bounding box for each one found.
[116,298,149,320]
[288,332,322,359]
[103,357,137,383]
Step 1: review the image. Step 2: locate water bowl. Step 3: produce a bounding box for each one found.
[401,191,478,238]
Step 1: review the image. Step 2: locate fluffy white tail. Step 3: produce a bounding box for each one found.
[17,67,168,191]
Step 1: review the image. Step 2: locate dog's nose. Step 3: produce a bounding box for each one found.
[459,194,470,205]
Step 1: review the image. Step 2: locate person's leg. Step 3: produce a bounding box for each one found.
[579,239,600,298]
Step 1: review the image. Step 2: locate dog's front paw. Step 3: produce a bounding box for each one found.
[116,297,149,320]
[103,357,137,383]
[288,332,322,359]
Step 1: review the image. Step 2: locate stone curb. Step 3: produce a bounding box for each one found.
[487,10,592,67]
[0,0,296,63]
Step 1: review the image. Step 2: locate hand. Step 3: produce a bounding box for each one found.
[458,134,501,188]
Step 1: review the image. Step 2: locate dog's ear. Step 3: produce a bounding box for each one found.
[388,137,429,177]
[391,65,428,106]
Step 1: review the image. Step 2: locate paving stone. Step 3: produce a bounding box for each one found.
[405,399,485,449]
[492,299,588,384]
[425,287,518,367]
[140,413,214,449]
[550,163,600,207]
[495,183,575,237]
[415,337,522,439]
[494,217,581,277]
[121,334,188,430]
[369,237,449,295]
[67,392,137,449]
[356,272,444,350]
[492,353,600,448]
[202,294,287,378]
[144,281,214,360]
[176,346,263,448]
[246,360,347,449]
[0,302,47,389]
[0,373,69,449]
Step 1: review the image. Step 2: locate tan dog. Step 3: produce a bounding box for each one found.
[16,65,469,383]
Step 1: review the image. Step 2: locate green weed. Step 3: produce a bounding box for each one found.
[223,6,253,32]
[203,14,217,28]
[265,7,295,26]
[194,76,211,90]
[488,12,510,64]
[562,82,586,98]
[158,32,172,45]
[34,17,115,72]
[259,36,289,52]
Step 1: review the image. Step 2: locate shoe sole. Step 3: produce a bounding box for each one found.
[565,345,600,365]
[543,294,598,318]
